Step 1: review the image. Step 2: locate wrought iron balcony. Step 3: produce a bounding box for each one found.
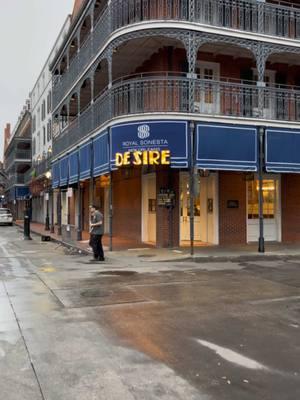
[5,149,32,171]
[53,74,300,157]
[24,158,52,184]
[52,0,300,109]
[7,174,26,187]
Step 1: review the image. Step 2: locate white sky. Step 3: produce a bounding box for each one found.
[0,0,74,160]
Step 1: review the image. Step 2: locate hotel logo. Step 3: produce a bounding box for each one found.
[137,124,150,139]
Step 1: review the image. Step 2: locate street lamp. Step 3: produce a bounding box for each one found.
[45,170,51,231]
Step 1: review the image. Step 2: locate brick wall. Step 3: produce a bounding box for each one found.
[282,174,300,242]
[219,172,247,245]
[156,169,180,248]
[112,168,142,241]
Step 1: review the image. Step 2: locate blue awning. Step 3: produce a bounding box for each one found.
[79,142,92,180]
[196,124,258,172]
[266,129,300,173]
[9,187,16,201]
[69,150,79,184]
[60,155,69,186]
[93,132,109,177]
[52,161,60,188]
[16,187,29,200]
[110,121,189,169]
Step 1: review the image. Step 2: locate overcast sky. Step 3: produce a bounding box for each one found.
[0,0,74,160]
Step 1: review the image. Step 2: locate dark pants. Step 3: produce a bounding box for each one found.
[90,234,104,260]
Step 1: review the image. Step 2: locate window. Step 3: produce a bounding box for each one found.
[37,132,40,152]
[43,127,46,145]
[47,91,52,113]
[247,180,276,220]
[32,138,36,155]
[32,115,36,133]
[42,100,46,121]
[47,120,52,141]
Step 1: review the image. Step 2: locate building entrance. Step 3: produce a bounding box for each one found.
[180,172,218,245]
[247,176,281,242]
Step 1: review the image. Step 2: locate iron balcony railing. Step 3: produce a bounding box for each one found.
[25,158,51,184]
[52,0,300,109]
[8,174,26,186]
[5,149,32,171]
[53,75,300,157]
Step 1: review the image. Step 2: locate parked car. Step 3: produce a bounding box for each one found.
[0,208,13,226]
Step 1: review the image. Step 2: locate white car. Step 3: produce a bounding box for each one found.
[0,208,13,226]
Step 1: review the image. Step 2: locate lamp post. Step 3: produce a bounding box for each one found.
[258,127,265,253]
[189,121,195,256]
[45,170,51,231]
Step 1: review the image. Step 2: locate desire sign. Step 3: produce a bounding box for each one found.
[110,121,189,169]
[115,150,170,167]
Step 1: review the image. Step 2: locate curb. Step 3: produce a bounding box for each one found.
[14,222,90,256]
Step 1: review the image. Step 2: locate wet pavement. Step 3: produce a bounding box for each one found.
[0,226,300,399]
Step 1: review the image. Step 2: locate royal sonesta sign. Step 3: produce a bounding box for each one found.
[110,121,189,169]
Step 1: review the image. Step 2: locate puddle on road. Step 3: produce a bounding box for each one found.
[96,271,137,277]
[196,339,268,371]
[80,288,112,298]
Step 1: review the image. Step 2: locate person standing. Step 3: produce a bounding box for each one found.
[89,205,105,262]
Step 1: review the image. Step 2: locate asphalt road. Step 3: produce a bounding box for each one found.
[0,226,300,399]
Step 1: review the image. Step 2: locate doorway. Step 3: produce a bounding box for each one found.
[180,172,218,245]
[195,61,220,114]
[247,176,281,242]
[142,173,157,244]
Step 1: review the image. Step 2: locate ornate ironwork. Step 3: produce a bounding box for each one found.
[52,0,300,111]
[53,74,300,158]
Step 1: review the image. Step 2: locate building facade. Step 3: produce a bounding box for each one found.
[4,101,31,220]
[28,15,71,225]
[50,0,300,248]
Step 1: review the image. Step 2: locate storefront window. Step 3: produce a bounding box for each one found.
[247,180,276,219]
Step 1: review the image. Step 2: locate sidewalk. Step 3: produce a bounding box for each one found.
[15,220,300,264]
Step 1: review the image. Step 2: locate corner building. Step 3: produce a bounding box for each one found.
[51,0,300,248]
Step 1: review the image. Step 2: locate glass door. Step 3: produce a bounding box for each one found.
[195,62,220,114]
[247,178,281,242]
[180,173,201,242]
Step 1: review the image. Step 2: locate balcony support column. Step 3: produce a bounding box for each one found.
[107,50,113,118]
[184,34,198,113]
[77,150,82,241]
[77,91,81,117]
[255,44,270,118]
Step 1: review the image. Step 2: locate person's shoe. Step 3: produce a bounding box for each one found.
[98,257,105,261]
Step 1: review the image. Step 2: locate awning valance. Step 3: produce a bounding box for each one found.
[60,155,69,186]
[110,121,189,169]
[52,161,60,188]
[69,151,79,185]
[266,129,300,173]
[79,142,92,180]
[196,124,258,172]
[93,132,109,177]
[16,187,29,200]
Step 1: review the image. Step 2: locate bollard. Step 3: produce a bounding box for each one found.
[24,212,32,241]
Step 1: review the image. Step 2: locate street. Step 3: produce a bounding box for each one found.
[0,226,300,400]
